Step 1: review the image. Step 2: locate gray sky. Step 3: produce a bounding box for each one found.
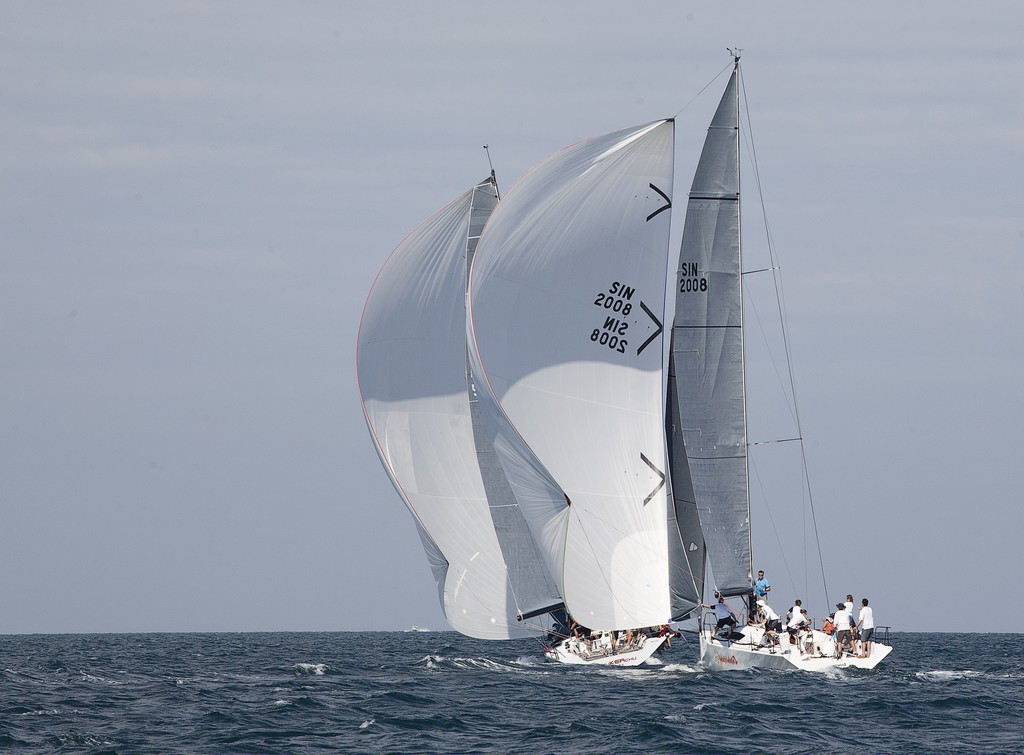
[2,2,1021,634]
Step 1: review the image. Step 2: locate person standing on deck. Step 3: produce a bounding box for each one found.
[754,570,771,601]
[844,593,857,648]
[755,600,782,633]
[750,570,772,619]
[703,594,738,636]
[786,599,807,630]
[834,602,854,657]
[856,598,875,658]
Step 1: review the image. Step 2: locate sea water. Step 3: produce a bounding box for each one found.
[1,631,1021,753]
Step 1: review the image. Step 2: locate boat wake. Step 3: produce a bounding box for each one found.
[658,662,702,674]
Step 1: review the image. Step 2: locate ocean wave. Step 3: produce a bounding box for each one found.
[1,631,1020,754]
[420,653,536,674]
[658,662,702,674]
[916,670,984,681]
[293,662,330,676]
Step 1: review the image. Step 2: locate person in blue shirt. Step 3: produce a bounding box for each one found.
[753,570,771,600]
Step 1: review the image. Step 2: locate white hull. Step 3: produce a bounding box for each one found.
[545,633,668,667]
[699,625,892,672]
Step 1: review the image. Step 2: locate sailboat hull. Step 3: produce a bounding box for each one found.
[545,634,668,667]
[699,625,892,672]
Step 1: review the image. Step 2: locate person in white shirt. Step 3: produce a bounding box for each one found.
[856,598,875,658]
[703,594,738,636]
[833,602,854,657]
[753,599,781,647]
[786,599,806,629]
[756,599,782,632]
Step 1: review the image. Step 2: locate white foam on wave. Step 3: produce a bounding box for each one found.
[659,662,701,674]
[294,663,329,676]
[359,719,375,729]
[916,670,983,681]
[420,654,444,669]
[274,699,290,706]
[451,656,525,673]
[420,653,535,673]
[512,655,545,668]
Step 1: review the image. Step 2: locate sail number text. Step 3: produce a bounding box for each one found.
[679,262,707,293]
[591,281,635,353]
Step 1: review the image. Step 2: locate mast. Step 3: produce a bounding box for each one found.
[731,51,756,615]
[670,54,752,602]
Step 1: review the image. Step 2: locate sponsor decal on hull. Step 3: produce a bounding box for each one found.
[714,652,738,665]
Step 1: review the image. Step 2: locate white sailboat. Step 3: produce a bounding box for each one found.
[357,54,890,671]
[669,57,892,672]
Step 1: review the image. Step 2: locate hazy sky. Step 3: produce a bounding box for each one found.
[2,2,1021,635]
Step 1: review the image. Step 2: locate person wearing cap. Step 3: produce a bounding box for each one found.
[833,602,854,657]
[753,599,782,648]
[702,594,738,637]
[754,599,781,632]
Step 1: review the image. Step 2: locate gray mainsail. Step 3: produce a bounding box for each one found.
[666,359,706,619]
[669,66,752,598]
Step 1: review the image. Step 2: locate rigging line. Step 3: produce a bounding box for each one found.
[739,67,830,607]
[666,522,704,611]
[743,279,799,427]
[672,60,735,120]
[748,454,797,594]
[564,501,669,629]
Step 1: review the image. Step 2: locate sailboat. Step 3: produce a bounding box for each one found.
[357,55,890,671]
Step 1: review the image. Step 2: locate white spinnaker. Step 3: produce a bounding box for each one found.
[357,180,542,639]
[469,122,675,629]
